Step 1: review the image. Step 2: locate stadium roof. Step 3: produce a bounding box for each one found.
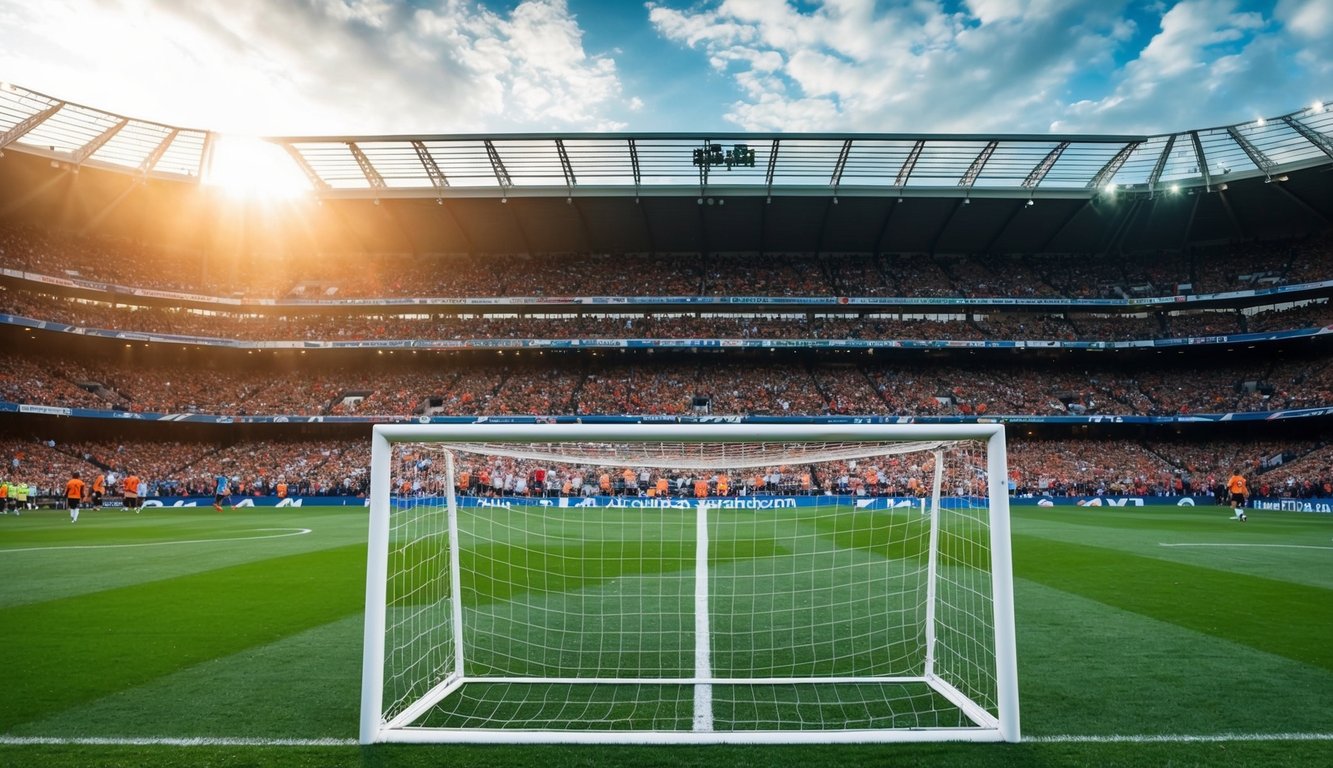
[2,82,1332,200]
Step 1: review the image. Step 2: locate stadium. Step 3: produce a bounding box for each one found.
[1,68,1332,768]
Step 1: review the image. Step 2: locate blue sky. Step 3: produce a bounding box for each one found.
[0,0,1328,137]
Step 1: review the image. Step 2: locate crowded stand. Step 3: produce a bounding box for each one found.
[4,223,1329,301]
[1256,445,1333,498]
[1065,313,1161,341]
[4,435,1327,504]
[1118,251,1195,298]
[946,255,1063,299]
[5,287,1332,345]
[1162,310,1244,337]
[0,438,366,500]
[1245,300,1333,332]
[4,220,1333,507]
[5,356,1331,419]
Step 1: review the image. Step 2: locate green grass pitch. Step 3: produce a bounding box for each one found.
[0,501,1329,767]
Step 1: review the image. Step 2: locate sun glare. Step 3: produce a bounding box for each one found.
[204,136,310,200]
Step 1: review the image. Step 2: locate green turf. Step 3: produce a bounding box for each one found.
[0,502,1329,767]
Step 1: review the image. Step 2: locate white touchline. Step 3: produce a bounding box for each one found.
[1,733,1331,747]
[1159,543,1333,551]
[0,528,313,554]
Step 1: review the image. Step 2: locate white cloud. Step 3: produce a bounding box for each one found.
[1277,0,1333,38]
[649,0,1132,132]
[0,0,631,134]
[1056,0,1289,132]
[648,0,1330,135]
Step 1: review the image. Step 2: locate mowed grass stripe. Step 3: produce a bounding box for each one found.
[1013,534,1333,672]
[0,544,365,731]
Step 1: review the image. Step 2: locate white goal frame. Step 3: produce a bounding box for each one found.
[360,422,1020,744]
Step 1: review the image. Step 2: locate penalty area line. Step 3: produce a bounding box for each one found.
[0,528,312,554]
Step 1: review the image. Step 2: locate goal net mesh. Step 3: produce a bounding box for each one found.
[378,438,998,736]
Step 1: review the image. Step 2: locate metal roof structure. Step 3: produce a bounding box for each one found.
[2,82,1331,200]
[0,83,210,179]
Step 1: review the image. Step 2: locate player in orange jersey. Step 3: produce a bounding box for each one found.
[1226,469,1249,522]
[66,471,87,523]
[122,473,142,513]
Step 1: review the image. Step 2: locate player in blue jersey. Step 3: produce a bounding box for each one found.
[213,474,234,512]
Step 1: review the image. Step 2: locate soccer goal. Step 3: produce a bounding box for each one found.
[360,423,1019,744]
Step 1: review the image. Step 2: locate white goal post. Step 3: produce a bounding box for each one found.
[361,423,1019,744]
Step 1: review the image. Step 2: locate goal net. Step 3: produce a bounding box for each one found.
[361,423,1019,744]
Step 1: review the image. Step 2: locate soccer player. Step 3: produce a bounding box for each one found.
[1226,468,1249,522]
[13,480,27,515]
[213,473,234,512]
[122,472,141,512]
[66,471,86,523]
[92,472,106,510]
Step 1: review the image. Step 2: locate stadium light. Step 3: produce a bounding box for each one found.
[1313,101,1325,113]
[1169,184,1180,194]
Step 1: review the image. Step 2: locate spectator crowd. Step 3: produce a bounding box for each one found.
[5,354,1329,419]
[4,435,1330,505]
[3,223,1331,301]
[3,223,1332,506]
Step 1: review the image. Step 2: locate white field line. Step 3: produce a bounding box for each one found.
[1030,732,1333,743]
[3,732,1333,747]
[0,528,312,554]
[0,736,356,747]
[1159,542,1333,551]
